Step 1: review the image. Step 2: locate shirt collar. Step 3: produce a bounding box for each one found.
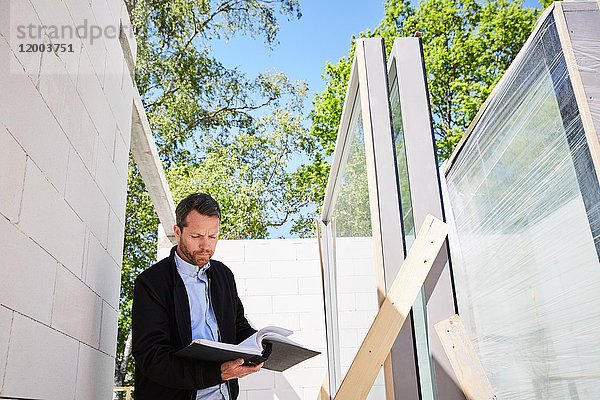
[174,250,210,279]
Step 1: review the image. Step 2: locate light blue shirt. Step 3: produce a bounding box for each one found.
[175,252,230,400]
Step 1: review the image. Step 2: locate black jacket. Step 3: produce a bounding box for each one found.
[132,246,256,400]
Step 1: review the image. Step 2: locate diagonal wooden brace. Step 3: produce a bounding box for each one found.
[333,214,449,400]
[434,315,496,400]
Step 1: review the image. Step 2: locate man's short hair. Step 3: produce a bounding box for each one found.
[175,193,222,228]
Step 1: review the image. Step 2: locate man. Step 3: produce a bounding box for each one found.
[132,193,262,400]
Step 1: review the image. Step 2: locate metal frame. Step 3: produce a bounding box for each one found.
[321,36,468,399]
[387,39,463,400]
[320,38,406,399]
[442,2,600,248]
[323,3,600,399]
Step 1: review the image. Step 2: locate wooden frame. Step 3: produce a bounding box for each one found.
[554,1,600,182]
[443,2,600,178]
[441,4,557,176]
[113,386,134,400]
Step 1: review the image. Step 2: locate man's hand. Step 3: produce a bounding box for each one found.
[220,358,263,380]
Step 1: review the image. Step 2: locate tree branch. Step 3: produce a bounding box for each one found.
[158,96,276,154]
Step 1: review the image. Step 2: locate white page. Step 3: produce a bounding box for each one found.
[239,326,294,348]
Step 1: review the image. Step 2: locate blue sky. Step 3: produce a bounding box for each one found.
[211,0,387,113]
[209,0,543,237]
[210,0,543,113]
[210,0,388,237]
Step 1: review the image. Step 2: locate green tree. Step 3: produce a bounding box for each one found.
[333,106,372,238]
[115,0,312,390]
[306,0,541,199]
[166,105,316,239]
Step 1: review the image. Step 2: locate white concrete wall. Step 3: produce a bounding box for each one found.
[0,0,135,398]
[212,236,379,399]
[333,237,384,399]
[213,238,328,400]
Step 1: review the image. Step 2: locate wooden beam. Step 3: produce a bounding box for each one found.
[434,315,496,400]
[333,215,449,400]
[317,372,330,400]
[554,2,600,189]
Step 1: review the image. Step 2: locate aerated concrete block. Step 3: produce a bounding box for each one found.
[19,159,86,276]
[3,314,78,400]
[75,342,116,400]
[3,71,70,193]
[99,301,118,356]
[85,232,121,309]
[65,147,110,248]
[0,127,26,222]
[52,264,102,347]
[0,305,13,393]
[0,217,57,324]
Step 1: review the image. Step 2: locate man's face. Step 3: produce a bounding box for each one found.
[174,210,220,267]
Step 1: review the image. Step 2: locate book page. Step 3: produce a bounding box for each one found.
[239,332,260,349]
[239,326,294,349]
[193,338,262,355]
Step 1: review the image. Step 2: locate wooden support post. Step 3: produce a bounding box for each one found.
[434,315,496,400]
[317,372,330,400]
[333,215,449,400]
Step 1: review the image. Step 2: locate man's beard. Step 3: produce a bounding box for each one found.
[179,242,211,266]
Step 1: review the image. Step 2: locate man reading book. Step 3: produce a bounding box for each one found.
[132,193,262,400]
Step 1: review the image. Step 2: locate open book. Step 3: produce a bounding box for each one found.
[174,326,320,372]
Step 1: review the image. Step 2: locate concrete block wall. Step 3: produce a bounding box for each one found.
[0,0,135,398]
[213,238,328,399]
[332,237,384,398]
[334,237,379,369]
[212,236,379,399]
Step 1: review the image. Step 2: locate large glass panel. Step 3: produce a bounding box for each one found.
[389,71,437,400]
[446,14,600,399]
[332,93,385,398]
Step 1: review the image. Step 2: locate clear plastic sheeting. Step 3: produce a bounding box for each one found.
[445,10,600,400]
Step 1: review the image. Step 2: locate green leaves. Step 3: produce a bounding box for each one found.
[293,0,543,248]
[165,108,314,240]
[118,0,311,386]
[309,0,540,162]
[391,0,539,159]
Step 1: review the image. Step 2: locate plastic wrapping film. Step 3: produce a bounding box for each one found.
[444,6,600,400]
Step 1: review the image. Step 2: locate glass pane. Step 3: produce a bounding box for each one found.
[390,73,416,248]
[333,93,385,398]
[446,14,600,399]
[390,72,437,400]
